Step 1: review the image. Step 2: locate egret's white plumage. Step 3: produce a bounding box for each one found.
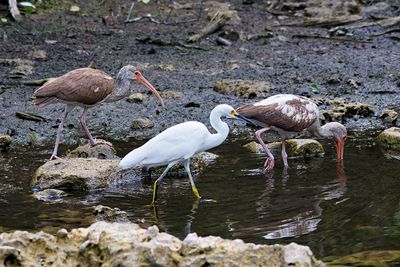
[237,94,347,171]
[120,104,254,204]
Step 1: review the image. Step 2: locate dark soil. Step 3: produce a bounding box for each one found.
[1,0,400,149]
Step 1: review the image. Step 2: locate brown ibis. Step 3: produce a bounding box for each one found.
[32,65,164,160]
[237,94,347,171]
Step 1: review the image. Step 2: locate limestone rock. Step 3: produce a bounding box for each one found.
[66,142,118,159]
[319,98,374,123]
[243,139,324,158]
[131,117,154,129]
[127,93,148,103]
[214,79,273,99]
[377,127,400,151]
[381,109,398,124]
[33,189,66,202]
[324,250,400,267]
[0,134,12,151]
[29,49,47,60]
[205,1,241,25]
[0,221,324,267]
[93,205,130,223]
[32,158,122,191]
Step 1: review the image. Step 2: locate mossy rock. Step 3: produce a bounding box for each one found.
[377,127,400,151]
[243,139,324,158]
[214,79,273,99]
[66,142,118,159]
[0,134,12,151]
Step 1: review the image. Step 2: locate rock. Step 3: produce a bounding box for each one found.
[319,98,374,123]
[93,205,130,223]
[66,142,118,160]
[243,139,324,158]
[70,5,80,12]
[214,79,273,99]
[285,139,325,158]
[160,90,184,99]
[126,93,148,103]
[381,109,398,124]
[0,221,324,266]
[32,158,122,191]
[131,117,154,129]
[204,1,241,25]
[29,49,47,60]
[377,127,400,151]
[33,189,66,202]
[0,134,12,151]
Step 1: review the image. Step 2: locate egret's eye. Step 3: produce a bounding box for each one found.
[230,110,238,116]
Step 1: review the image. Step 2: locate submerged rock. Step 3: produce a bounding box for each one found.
[0,134,12,151]
[324,250,400,266]
[93,205,130,223]
[0,221,324,267]
[66,142,118,159]
[33,189,66,202]
[214,79,273,99]
[32,158,122,191]
[243,139,324,158]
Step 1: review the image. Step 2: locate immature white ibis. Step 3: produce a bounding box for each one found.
[119,104,256,205]
[32,65,164,160]
[237,94,347,171]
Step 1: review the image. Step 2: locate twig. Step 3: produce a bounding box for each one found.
[369,28,400,36]
[8,0,22,22]
[16,112,48,122]
[293,34,373,43]
[283,15,362,27]
[187,14,228,43]
[136,37,208,50]
[125,1,135,23]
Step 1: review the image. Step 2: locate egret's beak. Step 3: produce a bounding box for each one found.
[335,136,346,160]
[231,110,258,126]
[135,71,165,107]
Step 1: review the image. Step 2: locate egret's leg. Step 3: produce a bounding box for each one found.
[151,162,176,205]
[50,105,74,160]
[255,127,275,172]
[183,159,201,199]
[281,141,289,169]
[80,108,112,147]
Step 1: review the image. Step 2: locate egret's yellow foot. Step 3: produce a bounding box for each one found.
[192,186,201,199]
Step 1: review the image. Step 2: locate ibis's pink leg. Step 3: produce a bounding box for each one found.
[281,141,289,169]
[50,105,74,160]
[255,127,275,172]
[80,108,112,147]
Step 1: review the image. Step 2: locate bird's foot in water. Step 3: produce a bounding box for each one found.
[263,158,274,173]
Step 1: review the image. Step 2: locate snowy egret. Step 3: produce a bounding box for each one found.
[119,104,256,204]
[237,94,347,171]
[32,65,164,160]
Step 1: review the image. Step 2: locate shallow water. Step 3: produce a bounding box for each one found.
[1,133,400,258]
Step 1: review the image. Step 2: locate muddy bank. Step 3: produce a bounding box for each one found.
[0,221,325,266]
[0,0,399,149]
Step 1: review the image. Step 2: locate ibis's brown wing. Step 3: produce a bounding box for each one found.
[33,68,116,106]
[237,98,318,132]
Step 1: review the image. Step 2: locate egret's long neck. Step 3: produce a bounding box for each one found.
[103,75,132,103]
[205,110,230,150]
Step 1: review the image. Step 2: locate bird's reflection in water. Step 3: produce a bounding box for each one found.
[236,159,348,240]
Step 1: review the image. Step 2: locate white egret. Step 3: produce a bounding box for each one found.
[119,104,256,204]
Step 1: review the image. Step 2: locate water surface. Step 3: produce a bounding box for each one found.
[1,133,400,258]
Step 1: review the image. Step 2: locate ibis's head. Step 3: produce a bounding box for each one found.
[213,104,257,126]
[324,122,347,160]
[119,65,165,107]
